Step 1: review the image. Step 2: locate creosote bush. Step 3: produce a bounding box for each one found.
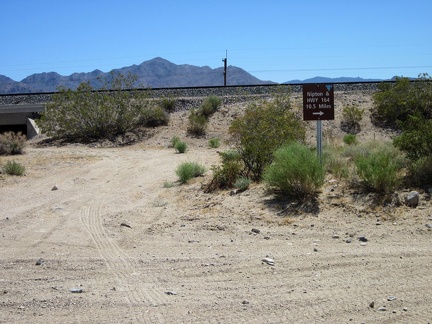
[372,74,432,129]
[160,96,176,113]
[0,132,26,155]
[2,160,26,176]
[200,96,222,118]
[142,106,169,127]
[187,110,208,136]
[176,162,206,184]
[187,96,222,136]
[170,135,181,148]
[229,92,305,180]
[341,105,364,134]
[206,150,244,191]
[263,142,325,198]
[37,72,151,141]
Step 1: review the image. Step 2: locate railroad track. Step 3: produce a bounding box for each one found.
[0,82,387,106]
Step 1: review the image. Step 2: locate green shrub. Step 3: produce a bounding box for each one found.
[408,156,432,187]
[208,138,220,148]
[343,134,358,146]
[170,135,181,148]
[187,110,208,136]
[205,150,244,191]
[234,177,251,191]
[354,143,406,193]
[176,162,206,184]
[341,105,364,134]
[200,96,222,117]
[371,74,432,129]
[37,72,150,141]
[2,160,26,176]
[263,142,325,197]
[323,146,350,180]
[229,92,305,180]
[160,96,176,112]
[142,106,169,127]
[393,116,432,160]
[0,132,26,155]
[174,141,187,153]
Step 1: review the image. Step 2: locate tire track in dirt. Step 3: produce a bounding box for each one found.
[80,195,167,323]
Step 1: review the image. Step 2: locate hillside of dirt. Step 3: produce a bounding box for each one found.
[1,90,431,323]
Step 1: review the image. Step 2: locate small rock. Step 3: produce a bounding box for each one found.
[251,228,260,234]
[332,234,340,239]
[404,191,420,208]
[262,257,275,266]
[369,301,375,308]
[387,296,397,301]
[360,242,367,246]
[377,306,387,311]
[120,222,132,229]
[403,307,408,312]
[242,300,249,305]
[70,288,83,293]
[35,258,44,266]
[51,185,58,191]
[313,248,318,252]
[165,291,177,295]
[425,224,432,229]
[358,236,368,242]
[264,236,270,240]
[345,238,352,243]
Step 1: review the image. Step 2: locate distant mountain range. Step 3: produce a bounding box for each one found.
[0,57,390,94]
[0,57,274,94]
[283,76,383,84]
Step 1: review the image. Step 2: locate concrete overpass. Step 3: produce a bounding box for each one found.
[0,104,45,139]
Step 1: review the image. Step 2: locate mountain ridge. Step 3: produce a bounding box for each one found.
[0,57,274,94]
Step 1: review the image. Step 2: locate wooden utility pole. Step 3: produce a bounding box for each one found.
[222,50,227,86]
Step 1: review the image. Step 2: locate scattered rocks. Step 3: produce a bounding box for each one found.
[242,300,250,305]
[261,257,275,266]
[69,288,83,293]
[404,191,420,208]
[35,258,44,266]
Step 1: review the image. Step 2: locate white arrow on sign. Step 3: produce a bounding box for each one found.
[312,111,324,116]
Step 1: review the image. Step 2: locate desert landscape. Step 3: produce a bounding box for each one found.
[1,90,431,323]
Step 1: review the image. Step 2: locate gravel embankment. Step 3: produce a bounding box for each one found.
[0,83,380,110]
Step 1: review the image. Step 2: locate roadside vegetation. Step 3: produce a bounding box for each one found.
[204,76,432,205]
[0,131,26,155]
[1,160,26,176]
[37,72,170,142]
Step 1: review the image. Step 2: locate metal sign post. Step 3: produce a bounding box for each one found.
[302,84,334,161]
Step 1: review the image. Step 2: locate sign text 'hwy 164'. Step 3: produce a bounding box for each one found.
[302,84,334,121]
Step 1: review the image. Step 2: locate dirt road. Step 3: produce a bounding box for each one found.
[1,94,432,323]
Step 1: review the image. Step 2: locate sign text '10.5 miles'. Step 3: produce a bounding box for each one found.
[302,84,334,121]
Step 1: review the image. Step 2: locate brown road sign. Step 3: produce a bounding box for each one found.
[303,84,334,121]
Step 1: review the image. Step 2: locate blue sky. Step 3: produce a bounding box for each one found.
[1,0,432,83]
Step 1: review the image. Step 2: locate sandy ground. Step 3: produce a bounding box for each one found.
[1,91,432,323]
